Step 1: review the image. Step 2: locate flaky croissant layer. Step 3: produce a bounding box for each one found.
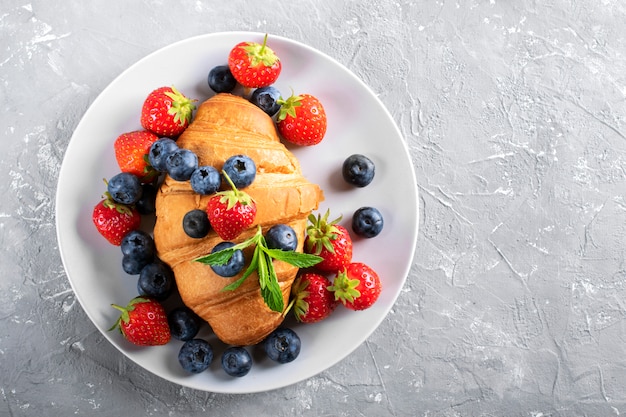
[153,93,323,346]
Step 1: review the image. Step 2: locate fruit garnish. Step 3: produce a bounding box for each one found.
[228,34,282,88]
[109,296,170,346]
[304,209,353,273]
[291,272,337,323]
[140,86,197,137]
[206,171,257,240]
[329,262,381,311]
[194,225,322,313]
[92,187,141,246]
[276,92,327,146]
[114,130,160,183]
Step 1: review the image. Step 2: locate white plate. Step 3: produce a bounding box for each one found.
[55,32,418,393]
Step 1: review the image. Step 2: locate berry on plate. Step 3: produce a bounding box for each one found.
[120,230,155,275]
[292,272,337,323]
[178,339,214,373]
[92,194,141,246]
[342,154,375,187]
[304,210,353,273]
[277,93,327,146]
[250,86,282,117]
[114,130,160,183]
[265,224,298,252]
[190,165,221,195]
[209,241,245,277]
[263,328,301,364]
[107,172,143,206]
[228,34,281,88]
[148,138,179,172]
[140,86,196,137]
[109,296,170,346]
[206,172,256,240]
[137,261,175,301]
[329,262,382,311]
[352,206,384,238]
[208,65,237,93]
[165,148,198,181]
[168,306,201,342]
[221,346,253,377]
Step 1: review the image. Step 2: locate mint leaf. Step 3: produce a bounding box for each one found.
[262,257,284,312]
[265,249,322,268]
[194,249,234,266]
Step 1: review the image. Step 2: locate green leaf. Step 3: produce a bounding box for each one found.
[221,246,260,292]
[261,259,284,312]
[194,248,235,266]
[265,248,322,268]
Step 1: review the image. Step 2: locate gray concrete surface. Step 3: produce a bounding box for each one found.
[3,0,626,416]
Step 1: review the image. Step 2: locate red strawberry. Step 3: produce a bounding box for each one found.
[92,192,141,246]
[228,34,281,88]
[304,210,352,273]
[292,272,338,323]
[206,172,256,240]
[109,296,170,346]
[276,93,327,146]
[330,262,381,311]
[114,130,159,183]
[140,86,196,137]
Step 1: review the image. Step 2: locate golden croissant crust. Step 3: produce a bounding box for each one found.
[153,93,323,346]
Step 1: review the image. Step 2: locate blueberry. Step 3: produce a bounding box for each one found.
[182,209,211,239]
[107,172,143,205]
[250,86,282,116]
[208,65,237,93]
[178,339,213,374]
[137,261,174,300]
[122,254,148,275]
[136,183,158,215]
[190,165,221,195]
[263,328,301,364]
[342,154,375,187]
[166,148,198,181]
[222,154,256,189]
[209,241,245,277]
[120,230,155,274]
[168,307,201,341]
[265,224,298,251]
[149,138,178,172]
[352,206,384,238]
[121,230,155,259]
[221,347,252,377]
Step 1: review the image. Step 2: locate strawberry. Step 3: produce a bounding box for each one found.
[92,191,141,246]
[329,262,381,311]
[114,130,159,183]
[109,296,170,346]
[206,172,256,240]
[276,93,327,146]
[292,272,337,323]
[228,34,281,88]
[140,86,196,137]
[304,210,352,273]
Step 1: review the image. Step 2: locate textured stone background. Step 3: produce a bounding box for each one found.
[2,0,626,416]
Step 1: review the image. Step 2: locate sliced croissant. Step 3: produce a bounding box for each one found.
[153,93,323,346]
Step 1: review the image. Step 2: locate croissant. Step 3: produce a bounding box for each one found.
[153,93,323,346]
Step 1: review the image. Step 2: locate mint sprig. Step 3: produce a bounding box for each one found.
[194,226,322,312]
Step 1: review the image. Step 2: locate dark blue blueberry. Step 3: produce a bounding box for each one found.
[221,347,252,377]
[263,328,301,364]
[121,230,155,259]
[166,148,198,181]
[107,172,142,205]
[136,183,158,215]
[137,261,174,301]
[209,241,245,277]
[222,154,256,189]
[352,206,384,238]
[182,209,211,239]
[120,230,155,274]
[208,65,237,93]
[342,154,375,187]
[265,224,298,251]
[149,138,178,172]
[168,307,201,341]
[122,254,148,275]
[178,339,213,374]
[250,86,282,116]
[190,165,221,195]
